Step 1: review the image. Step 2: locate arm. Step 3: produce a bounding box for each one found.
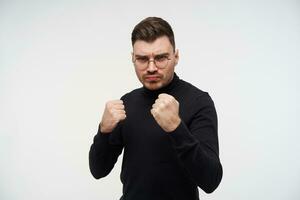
[89,99,126,179]
[89,124,123,179]
[168,94,222,193]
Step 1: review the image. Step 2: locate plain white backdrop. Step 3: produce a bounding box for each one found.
[1,0,299,199]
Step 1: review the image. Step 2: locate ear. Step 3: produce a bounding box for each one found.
[174,49,179,65]
[131,52,134,63]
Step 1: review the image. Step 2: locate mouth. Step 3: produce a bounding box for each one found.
[144,76,161,82]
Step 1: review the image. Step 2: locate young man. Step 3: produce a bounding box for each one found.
[89,17,223,200]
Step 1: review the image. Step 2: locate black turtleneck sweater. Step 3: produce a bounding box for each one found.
[89,74,222,200]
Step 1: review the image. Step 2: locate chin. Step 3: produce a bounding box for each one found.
[144,82,163,90]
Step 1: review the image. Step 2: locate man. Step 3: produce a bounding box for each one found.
[89,17,223,200]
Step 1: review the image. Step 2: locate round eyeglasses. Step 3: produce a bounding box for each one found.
[132,53,171,70]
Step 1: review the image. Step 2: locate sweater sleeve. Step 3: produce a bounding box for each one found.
[89,123,124,179]
[168,93,223,193]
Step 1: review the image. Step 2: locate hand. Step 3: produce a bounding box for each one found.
[100,100,126,133]
[151,93,181,132]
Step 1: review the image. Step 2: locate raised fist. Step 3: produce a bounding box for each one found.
[151,93,181,132]
[100,100,126,133]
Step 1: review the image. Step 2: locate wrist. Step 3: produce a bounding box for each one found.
[99,122,112,134]
[166,116,181,133]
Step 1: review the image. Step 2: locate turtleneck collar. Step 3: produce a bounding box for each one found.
[142,73,180,97]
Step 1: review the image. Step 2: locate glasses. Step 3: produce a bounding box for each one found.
[132,53,171,70]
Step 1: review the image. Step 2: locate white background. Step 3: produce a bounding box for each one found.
[1,0,300,199]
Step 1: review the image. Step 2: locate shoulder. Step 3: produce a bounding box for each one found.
[120,87,144,101]
[178,78,213,103]
[176,78,217,123]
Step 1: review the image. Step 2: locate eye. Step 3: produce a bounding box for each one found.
[136,57,148,63]
[155,55,168,62]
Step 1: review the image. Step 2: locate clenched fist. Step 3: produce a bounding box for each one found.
[100,100,126,133]
[151,93,181,132]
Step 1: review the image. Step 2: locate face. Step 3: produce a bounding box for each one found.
[132,36,179,90]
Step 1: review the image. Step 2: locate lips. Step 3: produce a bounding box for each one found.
[145,76,160,81]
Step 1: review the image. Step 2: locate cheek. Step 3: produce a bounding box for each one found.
[166,66,175,76]
[134,68,144,80]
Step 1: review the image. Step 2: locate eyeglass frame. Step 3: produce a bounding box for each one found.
[132,52,173,70]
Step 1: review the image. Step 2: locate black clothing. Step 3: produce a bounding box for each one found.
[89,74,222,200]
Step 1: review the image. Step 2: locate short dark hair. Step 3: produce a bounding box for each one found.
[131,17,176,51]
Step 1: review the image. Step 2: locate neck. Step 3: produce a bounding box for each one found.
[143,73,179,97]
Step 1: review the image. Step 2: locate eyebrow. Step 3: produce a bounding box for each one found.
[134,52,170,58]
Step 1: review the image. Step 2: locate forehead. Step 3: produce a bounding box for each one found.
[133,36,173,55]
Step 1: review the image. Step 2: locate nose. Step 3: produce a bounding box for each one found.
[147,60,158,72]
